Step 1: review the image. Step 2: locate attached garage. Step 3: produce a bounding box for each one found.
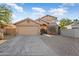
[14,18,40,35]
[17,26,40,35]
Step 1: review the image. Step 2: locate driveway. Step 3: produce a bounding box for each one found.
[0,35,57,56]
[0,35,79,56]
[42,35,79,56]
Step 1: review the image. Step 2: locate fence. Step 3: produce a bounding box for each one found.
[61,29,79,38]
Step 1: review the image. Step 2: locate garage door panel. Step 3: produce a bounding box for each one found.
[17,27,40,35]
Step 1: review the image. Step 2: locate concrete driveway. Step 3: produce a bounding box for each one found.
[42,35,79,56]
[0,35,57,56]
[0,35,79,56]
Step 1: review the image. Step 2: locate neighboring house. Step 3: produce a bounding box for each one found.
[4,24,16,36]
[61,23,79,38]
[65,23,79,29]
[14,15,58,35]
[0,28,4,40]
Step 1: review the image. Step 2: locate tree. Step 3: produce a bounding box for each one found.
[59,18,72,29]
[73,19,79,23]
[0,4,12,28]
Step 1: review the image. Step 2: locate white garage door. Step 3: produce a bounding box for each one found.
[17,26,40,35]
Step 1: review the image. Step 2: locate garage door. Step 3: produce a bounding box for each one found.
[17,26,40,35]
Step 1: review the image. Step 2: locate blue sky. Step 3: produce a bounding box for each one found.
[4,3,79,23]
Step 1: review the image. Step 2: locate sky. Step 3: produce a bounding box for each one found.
[2,3,79,23]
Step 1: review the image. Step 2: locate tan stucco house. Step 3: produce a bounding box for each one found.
[14,15,58,35]
[14,18,41,35]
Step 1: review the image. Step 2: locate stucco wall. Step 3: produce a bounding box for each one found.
[41,16,56,23]
[61,29,79,38]
[15,19,40,35]
[16,20,39,27]
[74,29,79,38]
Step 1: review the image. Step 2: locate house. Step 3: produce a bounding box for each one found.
[14,18,41,35]
[38,15,57,23]
[4,24,16,36]
[61,22,79,38]
[0,28,4,40]
[14,15,58,35]
[47,21,58,35]
[36,15,58,35]
[65,23,79,29]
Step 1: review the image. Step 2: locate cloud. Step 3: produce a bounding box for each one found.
[33,12,45,19]
[32,7,46,19]
[62,3,76,6]
[59,3,78,8]
[32,7,46,13]
[12,14,17,18]
[6,3,24,12]
[32,7,68,19]
[48,8,67,16]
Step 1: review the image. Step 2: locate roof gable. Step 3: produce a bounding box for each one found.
[14,18,41,26]
[41,15,57,19]
[37,15,57,23]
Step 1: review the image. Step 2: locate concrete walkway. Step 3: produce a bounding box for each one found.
[0,35,57,56]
